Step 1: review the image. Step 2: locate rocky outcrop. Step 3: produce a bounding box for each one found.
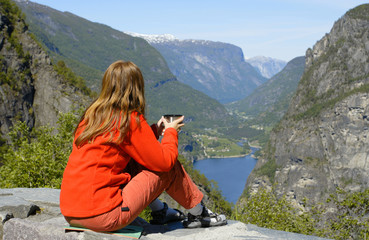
[0,6,35,136]
[0,188,328,240]
[0,1,90,141]
[245,4,369,206]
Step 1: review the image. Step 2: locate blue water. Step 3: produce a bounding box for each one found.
[193,147,258,204]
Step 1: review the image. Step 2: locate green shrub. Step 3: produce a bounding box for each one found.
[236,187,369,240]
[255,158,278,182]
[326,188,369,240]
[236,187,317,234]
[53,60,94,97]
[0,0,23,25]
[0,112,78,188]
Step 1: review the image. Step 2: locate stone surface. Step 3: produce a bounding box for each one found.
[0,188,330,240]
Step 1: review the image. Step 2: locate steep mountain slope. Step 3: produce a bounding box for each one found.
[245,4,369,206]
[228,56,305,127]
[0,0,90,141]
[246,56,287,79]
[16,0,233,128]
[132,34,266,104]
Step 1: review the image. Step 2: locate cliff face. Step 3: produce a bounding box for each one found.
[0,1,90,141]
[245,4,369,205]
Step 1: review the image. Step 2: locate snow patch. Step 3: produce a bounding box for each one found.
[125,32,176,43]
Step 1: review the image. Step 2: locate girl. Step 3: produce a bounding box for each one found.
[60,60,226,231]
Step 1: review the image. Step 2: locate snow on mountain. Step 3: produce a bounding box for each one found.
[125,32,177,44]
[125,32,217,46]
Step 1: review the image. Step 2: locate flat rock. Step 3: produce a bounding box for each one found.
[0,188,330,240]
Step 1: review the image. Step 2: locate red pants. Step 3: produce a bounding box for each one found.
[65,160,203,232]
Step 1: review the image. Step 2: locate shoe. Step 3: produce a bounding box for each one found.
[150,202,185,225]
[183,205,227,228]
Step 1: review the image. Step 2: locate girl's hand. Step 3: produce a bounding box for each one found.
[156,117,166,136]
[161,115,185,134]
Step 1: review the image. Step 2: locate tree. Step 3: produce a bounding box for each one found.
[0,112,78,188]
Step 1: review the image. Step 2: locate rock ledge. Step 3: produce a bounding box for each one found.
[0,188,329,240]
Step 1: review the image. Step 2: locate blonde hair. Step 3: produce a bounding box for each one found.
[75,60,146,146]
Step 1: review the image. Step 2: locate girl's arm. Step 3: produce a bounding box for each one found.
[120,114,178,172]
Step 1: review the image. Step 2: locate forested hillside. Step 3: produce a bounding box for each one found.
[16,0,235,130]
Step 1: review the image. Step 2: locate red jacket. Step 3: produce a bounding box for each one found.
[60,112,178,217]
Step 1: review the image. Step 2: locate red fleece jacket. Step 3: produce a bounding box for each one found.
[60,112,178,218]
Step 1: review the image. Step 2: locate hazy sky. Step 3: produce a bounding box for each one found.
[29,0,368,62]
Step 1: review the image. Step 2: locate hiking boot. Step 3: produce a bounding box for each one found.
[183,205,227,228]
[150,202,185,225]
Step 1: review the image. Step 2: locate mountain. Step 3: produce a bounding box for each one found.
[246,56,287,79]
[15,0,234,130]
[244,4,369,207]
[130,33,267,104]
[0,0,90,143]
[228,56,305,128]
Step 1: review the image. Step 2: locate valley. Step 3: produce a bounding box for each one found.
[1,1,369,239]
[15,0,287,160]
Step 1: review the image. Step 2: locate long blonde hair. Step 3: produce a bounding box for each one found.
[75,60,146,146]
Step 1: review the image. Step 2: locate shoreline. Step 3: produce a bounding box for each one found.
[248,141,262,149]
[203,153,249,159]
[195,153,247,161]
[194,142,261,161]
[195,148,255,161]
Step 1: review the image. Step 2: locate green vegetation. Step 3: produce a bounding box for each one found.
[0,112,77,188]
[0,0,32,91]
[0,0,22,25]
[195,134,249,157]
[218,125,263,140]
[236,187,369,240]
[254,158,278,183]
[0,0,93,99]
[226,56,305,149]
[237,187,319,234]
[292,32,368,122]
[325,188,369,239]
[17,2,174,89]
[347,4,369,20]
[293,82,369,121]
[53,60,95,97]
[252,141,278,182]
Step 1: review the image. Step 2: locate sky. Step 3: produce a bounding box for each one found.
[29,0,368,62]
